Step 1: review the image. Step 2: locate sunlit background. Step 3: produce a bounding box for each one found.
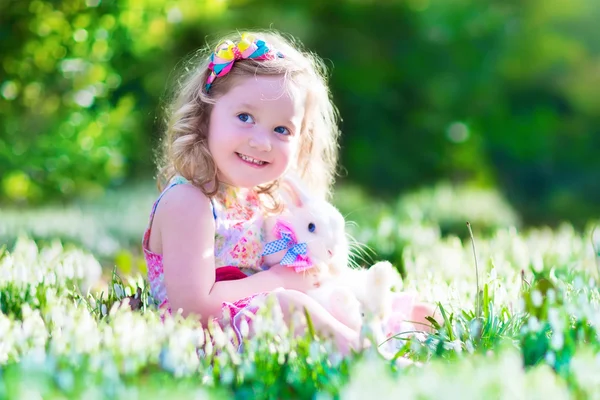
[3,4,600,395]
[1,0,600,267]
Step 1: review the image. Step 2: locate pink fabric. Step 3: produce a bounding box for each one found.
[143,228,172,314]
[222,293,266,348]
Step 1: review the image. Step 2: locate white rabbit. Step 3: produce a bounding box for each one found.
[262,174,349,277]
[262,174,403,332]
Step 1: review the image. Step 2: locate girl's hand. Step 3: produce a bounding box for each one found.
[268,264,321,293]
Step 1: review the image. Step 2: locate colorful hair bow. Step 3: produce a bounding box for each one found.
[262,220,313,272]
[205,33,283,92]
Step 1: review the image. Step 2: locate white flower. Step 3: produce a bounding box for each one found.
[517,298,526,312]
[550,332,564,351]
[528,317,541,332]
[569,349,600,392]
[545,351,556,366]
[531,253,544,272]
[546,289,556,304]
[547,308,561,329]
[203,331,213,357]
[531,290,543,307]
[443,340,463,353]
[113,283,125,299]
[210,323,226,349]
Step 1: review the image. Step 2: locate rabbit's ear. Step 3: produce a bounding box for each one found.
[280,173,311,208]
[279,179,302,208]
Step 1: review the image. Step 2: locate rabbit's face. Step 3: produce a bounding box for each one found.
[291,201,349,275]
[270,173,349,274]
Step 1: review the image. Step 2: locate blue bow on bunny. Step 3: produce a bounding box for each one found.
[262,220,313,272]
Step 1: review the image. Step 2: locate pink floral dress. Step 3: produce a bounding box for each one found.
[143,177,421,355]
[142,177,270,344]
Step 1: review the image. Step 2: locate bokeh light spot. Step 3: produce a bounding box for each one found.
[74,89,95,108]
[1,81,19,100]
[73,29,89,42]
[447,122,470,143]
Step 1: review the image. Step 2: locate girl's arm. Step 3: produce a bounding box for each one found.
[154,184,317,323]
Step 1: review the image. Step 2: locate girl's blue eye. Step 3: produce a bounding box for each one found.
[237,113,254,123]
[308,223,316,233]
[274,126,290,136]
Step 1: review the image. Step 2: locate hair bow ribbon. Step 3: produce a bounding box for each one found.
[262,220,313,272]
[206,33,281,91]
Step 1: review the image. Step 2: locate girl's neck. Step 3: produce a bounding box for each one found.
[201,178,248,195]
[215,180,253,192]
[213,180,254,202]
[213,180,282,215]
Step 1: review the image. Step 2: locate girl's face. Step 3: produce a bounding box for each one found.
[208,75,305,189]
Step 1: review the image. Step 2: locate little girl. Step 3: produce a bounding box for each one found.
[142,31,435,355]
[143,30,364,354]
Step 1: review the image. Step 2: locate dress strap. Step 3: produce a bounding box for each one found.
[143,176,216,249]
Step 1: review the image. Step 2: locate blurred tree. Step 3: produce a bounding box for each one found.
[0,0,225,202]
[224,0,600,225]
[481,0,600,225]
[1,0,599,226]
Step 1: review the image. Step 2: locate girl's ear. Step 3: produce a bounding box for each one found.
[279,173,310,208]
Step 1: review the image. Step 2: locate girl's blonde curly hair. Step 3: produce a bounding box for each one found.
[156,30,341,206]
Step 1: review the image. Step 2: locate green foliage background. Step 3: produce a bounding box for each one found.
[1,0,599,225]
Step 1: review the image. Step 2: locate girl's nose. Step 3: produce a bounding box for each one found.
[248,128,272,152]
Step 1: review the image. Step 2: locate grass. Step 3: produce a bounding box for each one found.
[1,181,600,398]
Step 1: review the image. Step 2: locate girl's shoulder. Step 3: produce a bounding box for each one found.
[143,176,215,255]
[148,176,215,233]
[155,180,213,219]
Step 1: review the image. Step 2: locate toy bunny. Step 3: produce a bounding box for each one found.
[261,174,404,333]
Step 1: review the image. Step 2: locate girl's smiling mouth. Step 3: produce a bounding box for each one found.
[236,152,269,167]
